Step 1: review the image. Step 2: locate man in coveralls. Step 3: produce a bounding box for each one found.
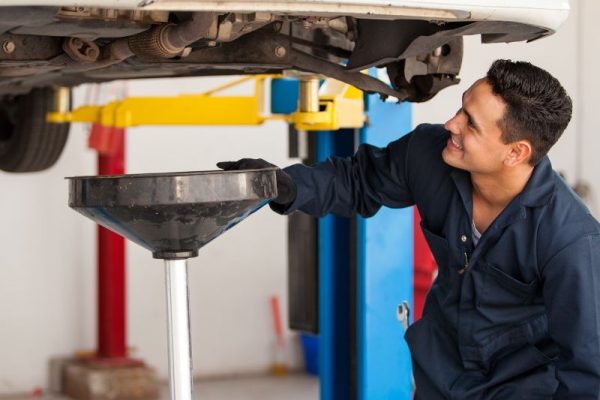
[219,60,600,399]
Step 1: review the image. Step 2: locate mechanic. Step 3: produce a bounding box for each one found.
[218,60,600,399]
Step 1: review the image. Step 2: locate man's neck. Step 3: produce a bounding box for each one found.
[471,166,534,208]
[470,166,534,232]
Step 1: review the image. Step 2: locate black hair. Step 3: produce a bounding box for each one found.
[486,60,572,165]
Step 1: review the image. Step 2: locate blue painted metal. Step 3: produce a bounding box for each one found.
[270,78,299,114]
[277,75,414,399]
[270,77,324,115]
[316,130,355,400]
[357,95,413,399]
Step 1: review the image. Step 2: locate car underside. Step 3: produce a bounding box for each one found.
[0,6,554,100]
[0,5,560,172]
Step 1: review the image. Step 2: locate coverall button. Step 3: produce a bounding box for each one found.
[460,234,467,243]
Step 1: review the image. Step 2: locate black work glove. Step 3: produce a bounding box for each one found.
[216,158,297,208]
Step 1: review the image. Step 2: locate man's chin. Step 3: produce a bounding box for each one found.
[442,151,470,172]
[442,149,458,167]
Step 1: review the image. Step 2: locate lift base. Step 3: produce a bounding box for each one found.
[50,357,160,400]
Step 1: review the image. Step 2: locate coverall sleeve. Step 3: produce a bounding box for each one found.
[541,234,600,398]
[271,131,415,218]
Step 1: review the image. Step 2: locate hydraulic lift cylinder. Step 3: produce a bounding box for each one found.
[165,259,194,400]
[299,77,320,113]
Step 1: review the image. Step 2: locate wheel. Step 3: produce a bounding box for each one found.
[0,87,71,172]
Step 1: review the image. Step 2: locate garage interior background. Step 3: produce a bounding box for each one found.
[0,0,597,393]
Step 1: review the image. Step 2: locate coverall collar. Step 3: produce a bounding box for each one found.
[450,156,555,213]
[449,156,556,241]
[515,157,556,208]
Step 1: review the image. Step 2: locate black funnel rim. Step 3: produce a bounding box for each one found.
[65,167,277,180]
[67,168,278,259]
[67,168,279,207]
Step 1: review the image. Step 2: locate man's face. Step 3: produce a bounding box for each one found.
[442,79,511,174]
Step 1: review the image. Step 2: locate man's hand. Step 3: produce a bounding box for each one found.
[216,158,297,206]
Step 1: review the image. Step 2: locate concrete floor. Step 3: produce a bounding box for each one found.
[0,373,319,400]
[170,374,319,400]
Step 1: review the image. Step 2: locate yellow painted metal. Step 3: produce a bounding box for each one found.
[47,74,366,131]
[292,78,366,131]
[47,75,285,128]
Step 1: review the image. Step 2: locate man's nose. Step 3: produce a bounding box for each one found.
[444,115,458,132]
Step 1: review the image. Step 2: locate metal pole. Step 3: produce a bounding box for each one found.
[299,77,320,113]
[164,259,194,400]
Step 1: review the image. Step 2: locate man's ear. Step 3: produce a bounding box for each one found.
[505,140,532,167]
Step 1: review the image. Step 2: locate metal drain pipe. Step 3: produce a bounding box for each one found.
[165,259,194,400]
[128,12,218,58]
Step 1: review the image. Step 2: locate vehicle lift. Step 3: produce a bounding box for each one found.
[51,74,415,400]
[48,75,366,131]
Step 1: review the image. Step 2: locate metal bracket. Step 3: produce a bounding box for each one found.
[293,77,365,131]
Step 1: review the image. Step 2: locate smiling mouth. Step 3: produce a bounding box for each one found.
[450,137,463,150]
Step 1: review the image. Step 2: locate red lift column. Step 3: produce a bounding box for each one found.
[94,125,128,361]
[59,125,160,400]
[413,208,437,321]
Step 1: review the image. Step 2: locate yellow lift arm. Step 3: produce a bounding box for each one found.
[47,75,366,131]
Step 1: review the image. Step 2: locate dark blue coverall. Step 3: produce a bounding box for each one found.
[274,124,600,399]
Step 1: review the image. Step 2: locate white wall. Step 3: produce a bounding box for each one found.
[0,115,97,392]
[578,1,600,216]
[1,1,598,393]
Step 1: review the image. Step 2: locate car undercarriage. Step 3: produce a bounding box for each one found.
[0,7,551,100]
[0,6,555,172]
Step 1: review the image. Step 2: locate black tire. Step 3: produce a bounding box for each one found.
[0,87,71,172]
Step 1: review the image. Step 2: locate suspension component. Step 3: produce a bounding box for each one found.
[63,37,100,63]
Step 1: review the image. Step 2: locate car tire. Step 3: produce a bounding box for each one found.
[0,87,71,173]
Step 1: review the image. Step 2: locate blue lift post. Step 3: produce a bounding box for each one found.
[356,94,413,399]
[315,129,355,400]
[316,95,413,400]
[271,77,414,399]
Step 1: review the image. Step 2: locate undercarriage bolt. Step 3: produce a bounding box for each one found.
[85,46,99,59]
[274,46,286,58]
[2,40,15,54]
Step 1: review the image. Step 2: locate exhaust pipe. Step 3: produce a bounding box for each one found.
[54,12,218,75]
[127,12,218,59]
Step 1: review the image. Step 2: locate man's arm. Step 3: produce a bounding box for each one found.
[542,234,600,398]
[273,132,415,217]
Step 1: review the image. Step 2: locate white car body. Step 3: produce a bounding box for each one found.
[0,0,569,30]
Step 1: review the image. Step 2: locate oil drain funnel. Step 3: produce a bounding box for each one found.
[67,169,277,400]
